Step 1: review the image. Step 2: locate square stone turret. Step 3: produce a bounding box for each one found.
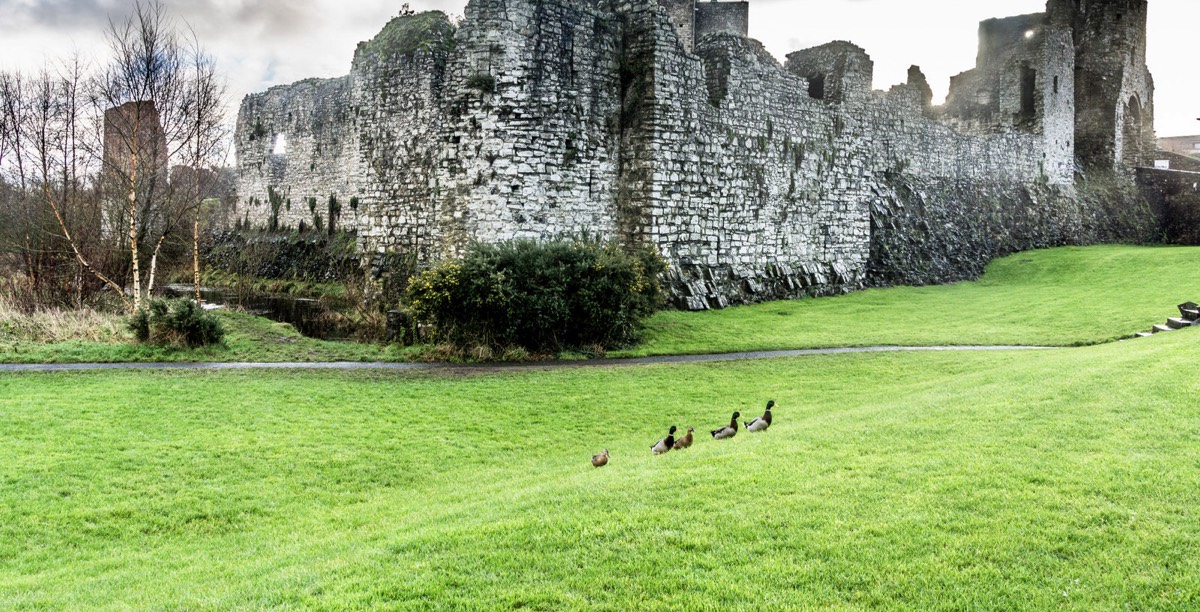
[785,42,874,105]
[658,0,749,52]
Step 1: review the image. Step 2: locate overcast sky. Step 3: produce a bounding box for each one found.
[1,0,1196,138]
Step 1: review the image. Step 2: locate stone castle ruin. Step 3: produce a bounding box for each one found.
[235,0,1157,309]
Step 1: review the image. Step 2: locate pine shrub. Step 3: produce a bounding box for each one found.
[405,239,666,354]
[128,298,225,348]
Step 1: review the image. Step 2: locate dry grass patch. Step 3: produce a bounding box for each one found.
[0,289,128,344]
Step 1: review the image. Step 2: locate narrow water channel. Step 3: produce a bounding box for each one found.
[163,284,352,340]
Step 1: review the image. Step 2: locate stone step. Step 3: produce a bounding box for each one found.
[1136,331,1155,338]
[1152,324,1173,333]
[1181,308,1200,321]
[1167,317,1194,329]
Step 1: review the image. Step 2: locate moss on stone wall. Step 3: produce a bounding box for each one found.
[354,12,456,61]
[203,230,361,284]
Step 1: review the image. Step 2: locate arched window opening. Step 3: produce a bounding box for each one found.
[1122,96,1144,167]
[807,73,826,100]
[1019,63,1037,125]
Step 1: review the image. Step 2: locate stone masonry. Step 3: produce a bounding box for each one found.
[235,0,1158,309]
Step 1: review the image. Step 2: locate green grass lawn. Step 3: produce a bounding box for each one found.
[617,244,1200,356]
[2,328,1199,608]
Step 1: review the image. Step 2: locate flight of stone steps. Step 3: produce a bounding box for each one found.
[1136,302,1200,338]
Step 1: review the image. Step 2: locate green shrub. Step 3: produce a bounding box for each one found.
[267,187,285,232]
[466,73,496,94]
[405,239,666,354]
[327,194,342,236]
[128,298,225,348]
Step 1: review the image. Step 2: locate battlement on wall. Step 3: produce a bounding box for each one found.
[785,42,874,105]
[233,0,1158,310]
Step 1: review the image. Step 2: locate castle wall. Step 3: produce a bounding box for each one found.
[345,3,628,271]
[351,28,450,266]
[234,77,360,232]
[434,0,626,252]
[636,18,1072,307]
[233,0,1157,310]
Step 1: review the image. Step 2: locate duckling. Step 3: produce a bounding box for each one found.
[651,426,677,455]
[673,426,695,450]
[745,400,775,433]
[710,411,741,440]
[591,449,609,468]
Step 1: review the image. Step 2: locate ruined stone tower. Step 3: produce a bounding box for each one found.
[938,4,1076,182]
[102,101,170,235]
[1069,0,1155,171]
[103,101,169,184]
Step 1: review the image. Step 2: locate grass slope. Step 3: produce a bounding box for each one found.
[0,310,417,364]
[619,245,1200,356]
[2,330,1198,608]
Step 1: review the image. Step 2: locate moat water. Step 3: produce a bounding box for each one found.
[162,284,352,340]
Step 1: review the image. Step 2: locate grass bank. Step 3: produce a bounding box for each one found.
[188,269,351,299]
[0,309,415,364]
[617,244,1200,356]
[1,329,1198,607]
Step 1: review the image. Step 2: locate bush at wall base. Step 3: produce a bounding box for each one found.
[404,239,667,354]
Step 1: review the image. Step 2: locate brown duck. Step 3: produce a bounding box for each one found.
[672,426,695,450]
[710,411,741,440]
[591,449,609,468]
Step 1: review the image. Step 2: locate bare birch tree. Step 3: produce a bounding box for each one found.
[2,1,228,312]
[94,0,188,312]
[24,62,130,309]
[181,35,229,302]
[0,74,12,171]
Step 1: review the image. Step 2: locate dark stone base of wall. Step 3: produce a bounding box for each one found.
[663,174,1155,311]
[661,173,1156,311]
[1137,168,1200,245]
[666,261,864,310]
[867,173,1156,288]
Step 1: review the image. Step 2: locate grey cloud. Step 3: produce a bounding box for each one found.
[0,0,320,41]
[0,0,115,30]
[211,0,319,39]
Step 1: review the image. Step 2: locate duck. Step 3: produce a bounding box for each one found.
[673,426,695,450]
[710,411,741,440]
[651,426,677,455]
[591,448,609,468]
[745,400,775,432]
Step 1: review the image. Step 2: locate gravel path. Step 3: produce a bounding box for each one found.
[0,345,1056,373]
